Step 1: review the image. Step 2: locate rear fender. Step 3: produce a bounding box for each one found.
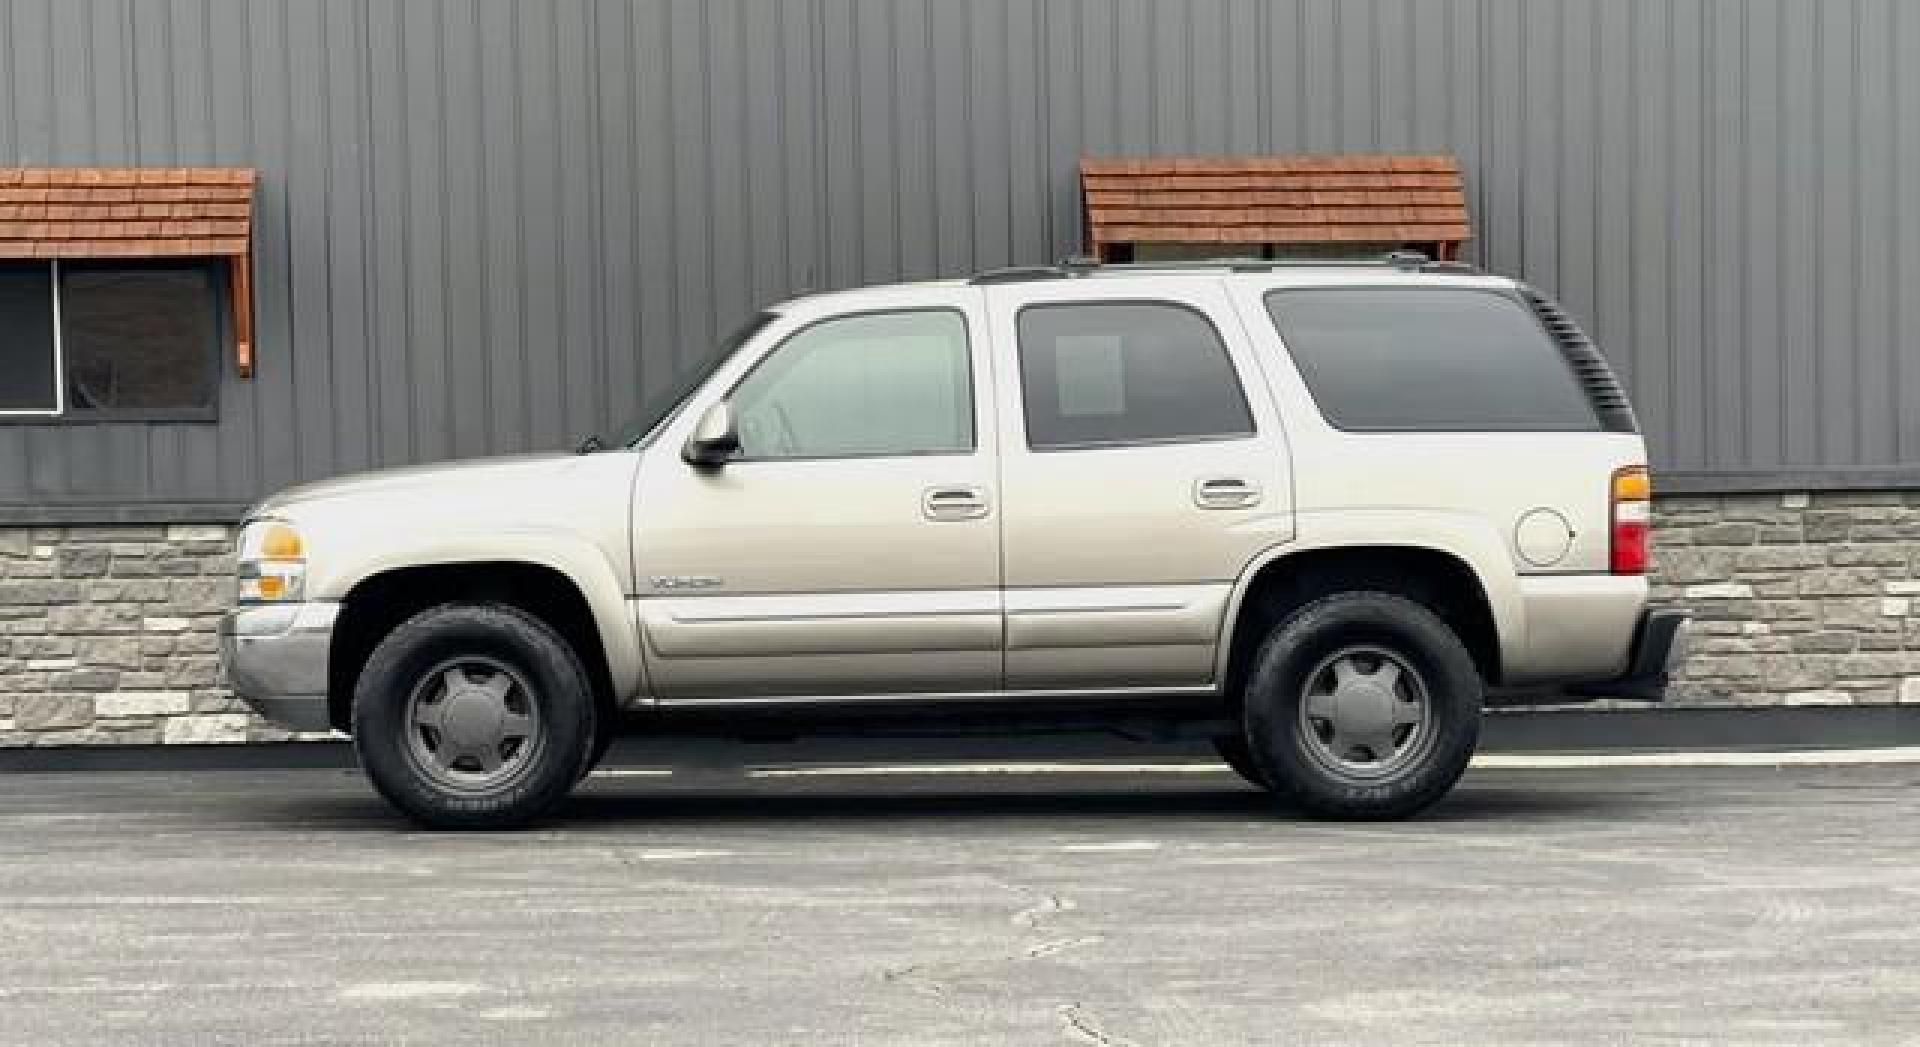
[1214,508,1521,682]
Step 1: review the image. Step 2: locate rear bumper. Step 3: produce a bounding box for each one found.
[219,601,340,732]
[1560,609,1691,702]
[1504,574,1649,683]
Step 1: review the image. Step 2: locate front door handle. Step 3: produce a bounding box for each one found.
[1194,476,1262,509]
[923,485,990,521]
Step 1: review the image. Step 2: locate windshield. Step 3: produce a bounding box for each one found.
[615,311,778,447]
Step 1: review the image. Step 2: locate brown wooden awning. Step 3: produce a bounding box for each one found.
[0,168,259,376]
[1082,155,1471,260]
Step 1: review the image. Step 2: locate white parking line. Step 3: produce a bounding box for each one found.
[745,762,1225,778]
[589,746,1920,779]
[1470,746,1920,769]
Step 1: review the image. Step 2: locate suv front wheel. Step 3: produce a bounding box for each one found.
[352,603,598,829]
[1241,592,1481,819]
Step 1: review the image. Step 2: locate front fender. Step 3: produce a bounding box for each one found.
[309,529,646,705]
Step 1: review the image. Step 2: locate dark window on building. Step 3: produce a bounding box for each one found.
[62,264,220,416]
[0,263,58,412]
[1264,287,1601,432]
[0,260,221,420]
[1017,301,1255,450]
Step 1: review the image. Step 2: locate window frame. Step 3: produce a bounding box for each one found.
[1013,297,1260,453]
[1262,284,1605,435]
[718,305,979,463]
[0,259,67,418]
[0,257,226,424]
[59,258,227,423]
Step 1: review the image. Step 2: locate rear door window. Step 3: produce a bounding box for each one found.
[1263,287,1601,432]
[1017,301,1255,449]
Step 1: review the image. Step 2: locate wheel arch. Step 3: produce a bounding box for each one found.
[326,557,637,734]
[1216,541,1509,708]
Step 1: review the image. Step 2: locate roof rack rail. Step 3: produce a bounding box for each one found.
[966,252,1479,285]
[968,265,1073,285]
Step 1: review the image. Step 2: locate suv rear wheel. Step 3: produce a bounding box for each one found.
[1241,592,1480,819]
[352,603,597,829]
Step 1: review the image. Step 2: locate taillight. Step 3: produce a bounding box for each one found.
[1610,466,1651,574]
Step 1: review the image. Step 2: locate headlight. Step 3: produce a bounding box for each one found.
[236,520,307,603]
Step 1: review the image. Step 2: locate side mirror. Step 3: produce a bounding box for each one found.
[682,401,740,466]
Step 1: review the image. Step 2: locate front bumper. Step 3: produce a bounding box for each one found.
[1561,609,1691,702]
[219,601,341,732]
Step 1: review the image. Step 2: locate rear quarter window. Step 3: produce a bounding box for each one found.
[1263,287,1602,432]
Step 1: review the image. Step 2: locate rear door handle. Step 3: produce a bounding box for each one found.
[1194,476,1262,509]
[923,485,990,521]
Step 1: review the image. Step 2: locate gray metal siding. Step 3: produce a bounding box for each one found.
[1,0,1916,513]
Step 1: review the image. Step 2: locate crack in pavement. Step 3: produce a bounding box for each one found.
[875,884,1098,1006]
[873,878,1212,1045]
[880,962,948,999]
[1011,889,1077,930]
[1026,936,1103,960]
[1059,1002,1138,1047]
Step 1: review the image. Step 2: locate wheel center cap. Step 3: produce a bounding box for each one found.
[441,691,502,749]
[1336,683,1395,734]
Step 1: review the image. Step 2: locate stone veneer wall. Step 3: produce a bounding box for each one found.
[2,490,1918,745]
[0,523,288,747]
[1653,490,1920,707]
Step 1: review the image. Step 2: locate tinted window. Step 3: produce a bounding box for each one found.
[1264,288,1600,431]
[62,265,219,413]
[730,310,972,458]
[1018,302,1255,449]
[0,264,58,412]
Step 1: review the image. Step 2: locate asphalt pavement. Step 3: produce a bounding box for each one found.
[3,750,1918,1045]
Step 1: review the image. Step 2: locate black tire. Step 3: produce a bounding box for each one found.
[1242,591,1481,820]
[352,602,598,829]
[1211,734,1270,790]
[578,719,616,784]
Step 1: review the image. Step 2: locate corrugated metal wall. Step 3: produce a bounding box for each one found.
[2,0,1917,513]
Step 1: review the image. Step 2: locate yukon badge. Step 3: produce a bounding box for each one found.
[650,575,724,590]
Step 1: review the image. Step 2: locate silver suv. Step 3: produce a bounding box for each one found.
[222,257,1687,828]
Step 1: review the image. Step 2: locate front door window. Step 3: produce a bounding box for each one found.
[730,310,973,459]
